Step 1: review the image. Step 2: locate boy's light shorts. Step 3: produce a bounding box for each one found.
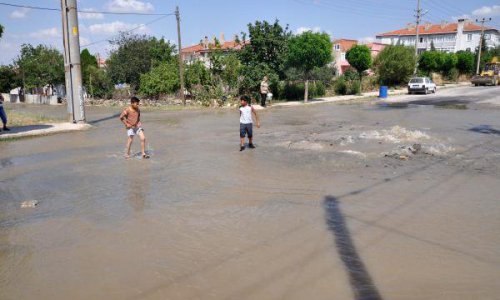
[127,127,144,137]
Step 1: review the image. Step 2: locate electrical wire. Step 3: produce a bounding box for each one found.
[0,2,174,16]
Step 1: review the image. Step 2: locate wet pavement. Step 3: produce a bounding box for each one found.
[1,86,500,299]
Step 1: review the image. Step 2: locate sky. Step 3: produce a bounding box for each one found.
[0,0,499,65]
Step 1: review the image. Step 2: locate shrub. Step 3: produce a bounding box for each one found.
[349,80,361,95]
[334,76,348,95]
[456,51,475,75]
[374,45,415,86]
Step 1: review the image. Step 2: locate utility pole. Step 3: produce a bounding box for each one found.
[475,17,492,75]
[413,0,427,75]
[175,6,186,105]
[61,0,85,123]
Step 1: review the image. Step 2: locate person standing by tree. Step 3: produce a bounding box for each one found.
[259,76,269,107]
[0,94,10,131]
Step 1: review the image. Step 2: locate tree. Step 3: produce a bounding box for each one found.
[139,60,179,97]
[220,52,242,90]
[80,49,98,88]
[0,24,4,39]
[346,45,372,80]
[238,20,291,94]
[430,40,436,51]
[86,66,113,99]
[15,44,64,90]
[418,51,443,74]
[287,31,332,101]
[441,53,457,76]
[184,60,211,93]
[107,33,176,90]
[0,65,21,92]
[374,45,415,86]
[456,51,475,75]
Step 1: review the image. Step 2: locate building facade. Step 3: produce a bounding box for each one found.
[332,39,386,75]
[376,19,499,53]
[181,33,247,67]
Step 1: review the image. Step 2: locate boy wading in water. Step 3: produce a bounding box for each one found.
[239,95,260,151]
[120,96,150,159]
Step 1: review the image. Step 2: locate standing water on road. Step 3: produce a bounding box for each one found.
[1,96,500,299]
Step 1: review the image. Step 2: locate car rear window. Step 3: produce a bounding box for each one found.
[410,78,423,83]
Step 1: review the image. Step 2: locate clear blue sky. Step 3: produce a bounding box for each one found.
[1,0,499,64]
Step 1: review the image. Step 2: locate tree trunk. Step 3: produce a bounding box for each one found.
[304,79,309,103]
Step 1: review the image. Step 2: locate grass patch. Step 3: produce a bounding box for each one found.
[4,109,65,126]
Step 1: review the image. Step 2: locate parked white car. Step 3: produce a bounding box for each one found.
[407,77,437,94]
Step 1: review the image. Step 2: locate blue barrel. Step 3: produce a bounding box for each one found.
[379,86,388,98]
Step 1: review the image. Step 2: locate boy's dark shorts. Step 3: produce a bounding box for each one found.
[240,123,253,138]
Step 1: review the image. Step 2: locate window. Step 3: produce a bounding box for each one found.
[419,37,423,43]
[341,53,346,61]
[466,47,471,52]
[484,34,491,40]
[334,44,340,51]
[467,34,472,41]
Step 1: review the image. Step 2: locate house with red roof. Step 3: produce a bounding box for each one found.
[376,19,499,53]
[332,39,386,75]
[181,33,247,67]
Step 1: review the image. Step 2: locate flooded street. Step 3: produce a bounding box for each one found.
[1,86,500,299]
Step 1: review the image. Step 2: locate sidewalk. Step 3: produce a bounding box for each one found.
[0,123,92,140]
[264,82,471,109]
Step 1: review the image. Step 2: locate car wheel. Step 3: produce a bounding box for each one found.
[424,88,428,95]
[433,87,436,93]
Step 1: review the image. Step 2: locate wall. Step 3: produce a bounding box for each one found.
[1,93,59,105]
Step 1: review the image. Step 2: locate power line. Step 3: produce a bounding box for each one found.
[0,2,174,16]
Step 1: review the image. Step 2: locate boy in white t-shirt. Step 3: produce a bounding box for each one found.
[239,95,260,151]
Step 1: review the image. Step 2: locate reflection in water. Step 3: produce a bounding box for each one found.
[324,196,383,300]
[125,163,150,212]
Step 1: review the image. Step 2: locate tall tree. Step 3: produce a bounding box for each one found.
[0,65,21,92]
[15,44,64,89]
[346,45,372,80]
[238,20,291,94]
[107,33,176,90]
[80,49,98,88]
[0,24,4,39]
[287,31,332,102]
[456,51,475,75]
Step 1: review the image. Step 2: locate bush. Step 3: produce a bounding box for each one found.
[278,81,326,100]
[139,60,179,97]
[456,51,475,75]
[348,80,361,95]
[334,76,348,95]
[374,45,415,86]
[447,68,459,82]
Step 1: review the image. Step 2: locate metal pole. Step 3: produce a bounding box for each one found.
[413,0,421,75]
[61,0,74,122]
[176,6,186,105]
[66,0,85,123]
[475,18,491,75]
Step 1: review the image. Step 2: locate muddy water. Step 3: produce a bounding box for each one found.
[1,100,500,299]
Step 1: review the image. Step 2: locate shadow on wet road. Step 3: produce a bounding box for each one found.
[469,125,500,135]
[324,196,383,300]
[88,113,121,125]
[0,124,52,134]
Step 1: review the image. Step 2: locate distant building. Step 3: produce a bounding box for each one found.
[376,19,499,53]
[332,39,386,75]
[181,33,247,67]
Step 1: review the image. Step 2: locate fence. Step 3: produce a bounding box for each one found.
[1,93,60,105]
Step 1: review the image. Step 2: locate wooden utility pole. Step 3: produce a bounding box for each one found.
[61,0,85,123]
[475,17,492,75]
[176,6,186,105]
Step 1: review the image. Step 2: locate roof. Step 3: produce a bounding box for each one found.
[366,42,386,52]
[377,22,497,37]
[182,40,248,54]
[332,39,357,52]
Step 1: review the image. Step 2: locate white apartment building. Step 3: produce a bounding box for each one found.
[376,19,499,53]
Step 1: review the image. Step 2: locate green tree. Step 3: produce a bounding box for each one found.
[184,60,211,92]
[238,20,291,94]
[0,24,4,39]
[107,33,176,90]
[456,51,475,75]
[478,46,500,72]
[220,52,242,90]
[86,66,113,99]
[139,60,179,97]
[15,44,64,89]
[346,45,372,80]
[441,53,457,76]
[80,49,98,87]
[0,65,21,92]
[287,31,332,101]
[374,45,415,86]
